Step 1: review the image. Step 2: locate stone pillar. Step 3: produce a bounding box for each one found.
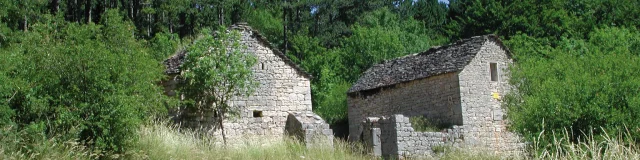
[380,115,401,159]
[362,117,382,156]
[371,128,382,156]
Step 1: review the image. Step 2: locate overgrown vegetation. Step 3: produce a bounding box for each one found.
[129,121,373,160]
[0,10,173,153]
[530,128,640,159]
[178,27,257,144]
[505,27,640,148]
[1,0,640,158]
[431,145,450,154]
[410,116,445,132]
[6,121,639,160]
[2,120,376,160]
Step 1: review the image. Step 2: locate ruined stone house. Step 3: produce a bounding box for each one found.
[347,35,523,158]
[162,23,332,144]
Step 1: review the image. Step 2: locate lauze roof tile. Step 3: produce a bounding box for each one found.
[348,35,505,93]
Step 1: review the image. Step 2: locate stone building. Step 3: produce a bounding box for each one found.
[162,23,332,144]
[347,35,523,158]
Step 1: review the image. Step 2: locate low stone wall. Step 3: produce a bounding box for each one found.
[360,114,525,159]
[362,114,464,159]
[347,73,463,142]
[285,111,334,147]
[389,115,464,158]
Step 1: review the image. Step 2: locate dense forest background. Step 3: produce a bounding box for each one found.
[1,0,640,155]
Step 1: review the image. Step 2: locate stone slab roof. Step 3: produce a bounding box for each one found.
[164,49,187,75]
[348,35,507,93]
[163,23,312,79]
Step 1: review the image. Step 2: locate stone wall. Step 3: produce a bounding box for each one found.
[348,39,524,156]
[362,115,463,159]
[457,40,523,153]
[167,25,313,140]
[348,72,462,141]
[285,111,334,147]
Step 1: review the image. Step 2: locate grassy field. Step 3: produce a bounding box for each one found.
[2,121,639,160]
[126,121,373,160]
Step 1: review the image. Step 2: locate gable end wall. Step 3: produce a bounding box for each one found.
[172,29,313,139]
[457,40,523,153]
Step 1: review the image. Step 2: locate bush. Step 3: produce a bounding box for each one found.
[505,27,640,147]
[149,32,180,61]
[0,10,171,153]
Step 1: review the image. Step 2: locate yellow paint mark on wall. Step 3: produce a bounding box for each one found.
[492,92,500,100]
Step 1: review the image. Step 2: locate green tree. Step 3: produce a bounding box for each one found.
[505,27,640,148]
[179,27,257,144]
[412,0,448,33]
[149,31,180,61]
[0,10,170,153]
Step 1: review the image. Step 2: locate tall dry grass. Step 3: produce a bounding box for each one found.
[127,120,373,160]
[531,128,640,160]
[4,121,640,160]
[433,146,508,160]
[0,125,97,160]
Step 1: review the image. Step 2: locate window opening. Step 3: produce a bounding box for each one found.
[253,110,263,117]
[490,63,498,82]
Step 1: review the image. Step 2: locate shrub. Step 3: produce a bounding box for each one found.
[0,10,172,153]
[505,27,640,148]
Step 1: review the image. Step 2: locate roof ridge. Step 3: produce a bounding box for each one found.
[230,23,313,79]
[163,24,313,79]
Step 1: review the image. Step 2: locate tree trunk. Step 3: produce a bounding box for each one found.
[85,0,92,23]
[314,14,319,36]
[74,0,78,22]
[218,6,224,26]
[23,15,27,32]
[147,12,151,37]
[218,109,227,145]
[50,0,60,14]
[130,0,134,19]
[282,1,288,55]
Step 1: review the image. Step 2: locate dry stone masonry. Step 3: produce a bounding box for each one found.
[162,23,332,145]
[348,72,462,141]
[361,115,464,159]
[348,35,524,158]
[285,111,334,147]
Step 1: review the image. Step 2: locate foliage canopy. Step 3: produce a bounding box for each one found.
[1,0,640,155]
[0,10,172,152]
[178,27,257,144]
[505,27,640,145]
